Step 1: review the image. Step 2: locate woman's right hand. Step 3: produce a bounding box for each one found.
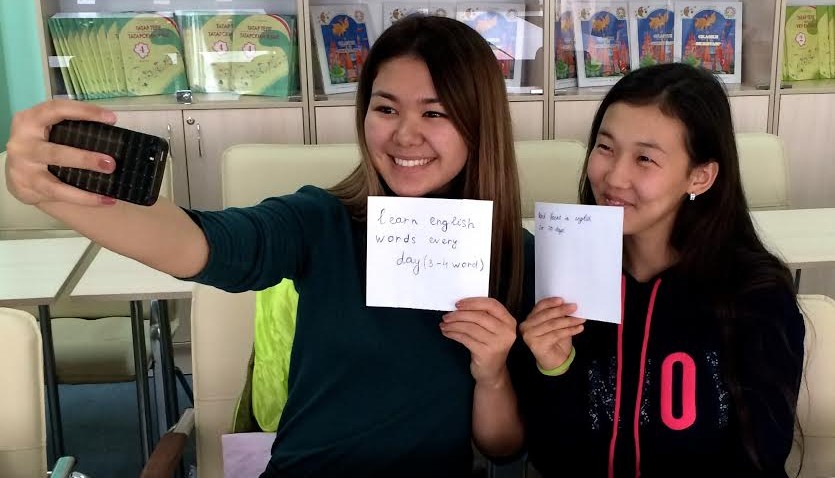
[519,297,585,371]
[5,99,118,207]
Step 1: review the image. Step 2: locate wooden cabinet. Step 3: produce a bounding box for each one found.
[729,96,771,133]
[553,100,599,143]
[315,106,358,144]
[183,108,305,210]
[509,101,545,140]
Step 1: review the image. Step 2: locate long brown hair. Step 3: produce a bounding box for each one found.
[329,14,525,315]
[578,63,802,470]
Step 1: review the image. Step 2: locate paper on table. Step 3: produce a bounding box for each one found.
[534,202,623,323]
[366,196,493,311]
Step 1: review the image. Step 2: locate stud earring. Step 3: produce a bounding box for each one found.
[689,193,696,201]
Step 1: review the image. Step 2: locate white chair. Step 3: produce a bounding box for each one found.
[0,307,47,477]
[515,139,587,218]
[787,294,835,477]
[145,143,363,478]
[736,132,791,210]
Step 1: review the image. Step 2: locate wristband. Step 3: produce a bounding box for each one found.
[537,346,575,376]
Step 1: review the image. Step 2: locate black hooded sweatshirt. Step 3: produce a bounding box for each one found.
[509,267,804,478]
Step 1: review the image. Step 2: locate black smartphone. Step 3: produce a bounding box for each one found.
[48,120,169,206]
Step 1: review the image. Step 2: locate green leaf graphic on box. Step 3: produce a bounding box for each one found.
[784,6,820,81]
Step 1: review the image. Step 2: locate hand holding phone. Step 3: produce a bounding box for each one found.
[47,120,169,206]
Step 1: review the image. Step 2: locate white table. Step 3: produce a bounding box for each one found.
[0,236,92,460]
[70,246,193,464]
[752,208,835,271]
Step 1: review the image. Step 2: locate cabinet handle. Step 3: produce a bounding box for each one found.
[166,123,174,161]
[196,122,203,157]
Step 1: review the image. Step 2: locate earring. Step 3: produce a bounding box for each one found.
[689,193,696,201]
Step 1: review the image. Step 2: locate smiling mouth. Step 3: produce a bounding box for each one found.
[603,195,633,207]
[393,157,435,167]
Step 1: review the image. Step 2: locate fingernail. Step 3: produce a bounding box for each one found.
[99,157,115,172]
[102,111,117,124]
[99,195,116,205]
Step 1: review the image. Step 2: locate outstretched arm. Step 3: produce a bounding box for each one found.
[5,99,208,277]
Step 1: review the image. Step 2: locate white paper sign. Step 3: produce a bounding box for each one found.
[535,202,623,323]
[366,196,493,311]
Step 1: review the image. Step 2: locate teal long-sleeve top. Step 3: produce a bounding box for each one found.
[185,185,534,477]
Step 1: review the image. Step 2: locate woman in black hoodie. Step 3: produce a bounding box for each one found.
[485,63,805,477]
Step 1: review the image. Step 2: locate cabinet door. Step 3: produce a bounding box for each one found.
[778,94,835,208]
[729,96,769,133]
[114,110,189,208]
[510,102,544,140]
[554,101,600,144]
[315,106,358,144]
[184,108,305,211]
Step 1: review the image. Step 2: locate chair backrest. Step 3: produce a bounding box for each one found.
[189,143,362,477]
[516,139,587,217]
[191,286,255,478]
[787,294,835,477]
[735,132,791,210]
[0,308,46,477]
[221,143,361,208]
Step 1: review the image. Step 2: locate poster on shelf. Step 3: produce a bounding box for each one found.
[310,4,375,95]
[555,0,578,89]
[573,2,631,87]
[629,2,675,69]
[381,3,456,31]
[783,3,835,81]
[456,3,526,89]
[429,3,456,18]
[674,2,742,84]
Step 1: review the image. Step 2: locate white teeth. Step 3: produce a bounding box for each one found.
[394,157,432,167]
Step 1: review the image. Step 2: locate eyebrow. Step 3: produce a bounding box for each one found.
[371,90,441,105]
[598,128,667,154]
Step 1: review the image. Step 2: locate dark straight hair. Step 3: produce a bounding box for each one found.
[578,63,802,471]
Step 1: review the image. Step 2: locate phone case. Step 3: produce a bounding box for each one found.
[48,120,169,206]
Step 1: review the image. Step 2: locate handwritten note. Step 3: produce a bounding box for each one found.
[366,196,493,311]
[535,202,623,323]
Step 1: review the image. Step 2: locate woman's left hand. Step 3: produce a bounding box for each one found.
[440,297,517,386]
